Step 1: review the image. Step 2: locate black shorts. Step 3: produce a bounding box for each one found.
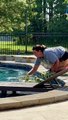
[59,51,68,62]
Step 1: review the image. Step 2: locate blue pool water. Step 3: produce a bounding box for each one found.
[0,67,28,82]
[0,65,41,82]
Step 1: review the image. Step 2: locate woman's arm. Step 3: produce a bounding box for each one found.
[28,64,40,75]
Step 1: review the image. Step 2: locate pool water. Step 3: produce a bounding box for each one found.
[0,67,41,82]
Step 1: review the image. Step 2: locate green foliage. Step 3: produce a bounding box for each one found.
[47,0,68,33]
[0,0,68,47]
[0,0,26,33]
[0,0,68,33]
[19,71,55,83]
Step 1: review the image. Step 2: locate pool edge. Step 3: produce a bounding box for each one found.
[0,84,68,111]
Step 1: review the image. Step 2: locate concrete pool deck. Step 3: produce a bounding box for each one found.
[0,101,68,120]
[0,55,68,111]
[0,81,68,110]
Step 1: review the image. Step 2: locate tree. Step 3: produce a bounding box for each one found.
[0,0,26,33]
[47,0,68,33]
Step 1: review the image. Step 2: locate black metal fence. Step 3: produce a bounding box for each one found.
[0,33,68,55]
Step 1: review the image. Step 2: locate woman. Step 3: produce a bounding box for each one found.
[28,44,68,75]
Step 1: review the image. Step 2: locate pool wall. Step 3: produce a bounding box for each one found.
[0,55,46,73]
[0,55,36,63]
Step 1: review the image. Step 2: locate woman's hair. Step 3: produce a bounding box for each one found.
[32,44,47,52]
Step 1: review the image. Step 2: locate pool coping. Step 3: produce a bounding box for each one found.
[0,55,68,111]
[0,84,68,111]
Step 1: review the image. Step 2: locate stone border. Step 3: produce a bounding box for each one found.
[0,85,68,110]
[0,55,36,63]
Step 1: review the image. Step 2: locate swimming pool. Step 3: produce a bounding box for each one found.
[0,62,41,82]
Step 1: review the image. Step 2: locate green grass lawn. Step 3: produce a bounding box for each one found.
[0,41,32,54]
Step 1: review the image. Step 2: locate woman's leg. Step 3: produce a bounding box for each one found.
[59,59,68,70]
